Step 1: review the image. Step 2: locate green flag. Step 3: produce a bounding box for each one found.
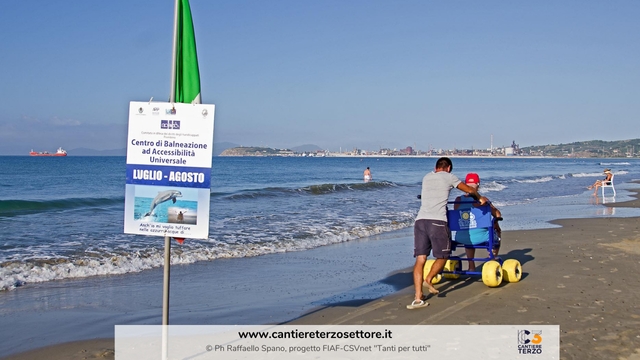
[174,0,201,104]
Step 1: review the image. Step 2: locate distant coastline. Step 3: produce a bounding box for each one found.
[219,146,549,158]
[219,137,640,158]
[4,138,639,157]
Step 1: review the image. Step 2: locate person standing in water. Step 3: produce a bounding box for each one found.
[363,167,372,182]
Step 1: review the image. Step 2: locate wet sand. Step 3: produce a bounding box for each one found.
[290,219,640,360]
[289,189,640,360]
[4,190,640,360]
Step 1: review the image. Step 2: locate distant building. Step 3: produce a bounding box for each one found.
[511,141,521,155]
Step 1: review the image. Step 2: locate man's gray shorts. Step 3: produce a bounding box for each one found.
[414,219,451,258]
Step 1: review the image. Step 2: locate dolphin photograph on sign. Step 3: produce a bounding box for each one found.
[124,101,214,239]
[133,186,199,225]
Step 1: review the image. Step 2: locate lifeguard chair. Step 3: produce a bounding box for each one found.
[423,201,522,287]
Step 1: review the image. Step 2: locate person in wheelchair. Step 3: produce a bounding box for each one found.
[453,173,503,272]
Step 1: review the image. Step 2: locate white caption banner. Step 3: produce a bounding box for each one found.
[115,325,559,359]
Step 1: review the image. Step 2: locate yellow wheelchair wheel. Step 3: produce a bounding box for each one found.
[443,259,461,279]
[502,259,522,283]
[423,259,442,284]
[482,260,503,287]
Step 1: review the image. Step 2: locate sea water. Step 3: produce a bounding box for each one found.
[1,156,640,291]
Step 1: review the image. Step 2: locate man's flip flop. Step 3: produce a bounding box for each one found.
[406,299,430,310]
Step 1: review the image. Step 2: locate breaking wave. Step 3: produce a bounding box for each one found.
[224,181,400,200]
[0,197,123,217]
[514,176,554,184]
[0,214,415,291]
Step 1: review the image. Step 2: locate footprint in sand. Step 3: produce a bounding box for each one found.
[522,295,546,301]
[557,284,566,288]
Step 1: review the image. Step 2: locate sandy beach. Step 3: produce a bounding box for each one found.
[3,189,640,360]
[290,213,640,359]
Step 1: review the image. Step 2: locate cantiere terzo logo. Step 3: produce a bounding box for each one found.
[518,329,543,355]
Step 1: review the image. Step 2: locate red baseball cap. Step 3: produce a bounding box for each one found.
[465,173,480,184]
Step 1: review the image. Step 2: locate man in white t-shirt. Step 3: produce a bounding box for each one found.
[407,157,488,310]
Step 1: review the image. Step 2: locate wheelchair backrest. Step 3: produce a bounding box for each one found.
[446,203,493,231]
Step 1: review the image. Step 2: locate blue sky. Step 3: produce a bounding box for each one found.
[1,1,639,154]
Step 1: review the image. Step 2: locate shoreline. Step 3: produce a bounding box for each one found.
[286,188,640,360]
[288,215,640,360]
[3,190,640,359]
[219,154,635,159]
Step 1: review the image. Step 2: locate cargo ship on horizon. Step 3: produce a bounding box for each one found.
[29,147,67,156]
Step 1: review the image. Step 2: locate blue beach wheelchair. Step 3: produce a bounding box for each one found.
[423,201,522,287]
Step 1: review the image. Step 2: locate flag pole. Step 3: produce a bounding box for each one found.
[165,0,180,324]
[163,1,180,358]
[170,0,179,103]
[162,234,171,360]
[165,0,180,327]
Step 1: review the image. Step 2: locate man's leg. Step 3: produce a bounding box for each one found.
[424,258,446,294]
[413,255,427,301]
[424,220,450,295]
[412,220,431,301]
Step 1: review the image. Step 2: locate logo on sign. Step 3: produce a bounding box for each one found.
[517,330,543,355]
[161,120,181,130]
[165,108,177,115]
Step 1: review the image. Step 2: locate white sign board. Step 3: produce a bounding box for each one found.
[124,101,214,239]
